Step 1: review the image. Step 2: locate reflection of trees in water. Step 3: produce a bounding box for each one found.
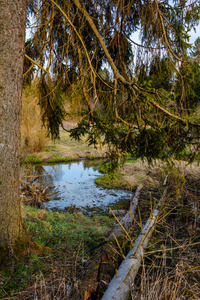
[21,163,68,186]
[21,160,105,184]
[34,165,48,180]
[67,163,72,170]
[49,161,99,179]
[21,164,66,184]
[20,164,63,200]
[20,164,53,185]
[47,164,64,181]
[83,159,105,170]
[20,164,34,178]
[20,160,131,209]
[20,159,105,196]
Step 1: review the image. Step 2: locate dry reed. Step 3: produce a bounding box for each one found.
[21,81,48,153]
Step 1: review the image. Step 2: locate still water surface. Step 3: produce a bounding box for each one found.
[21,160,131,212]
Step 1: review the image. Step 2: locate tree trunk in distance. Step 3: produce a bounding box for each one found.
[0,0,28,262]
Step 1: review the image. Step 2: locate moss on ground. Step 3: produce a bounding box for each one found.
[95,172,131,190]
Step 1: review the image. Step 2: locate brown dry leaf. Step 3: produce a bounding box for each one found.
[84,290,91,300]
[52,269,59,273]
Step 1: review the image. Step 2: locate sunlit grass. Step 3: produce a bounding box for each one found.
[23,205,114,253]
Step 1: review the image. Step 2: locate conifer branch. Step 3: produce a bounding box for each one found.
[155,0,199,63]
[49,0,200,131]
[25,54,49,74]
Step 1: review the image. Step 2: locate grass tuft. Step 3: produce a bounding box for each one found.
[24,154,43,163]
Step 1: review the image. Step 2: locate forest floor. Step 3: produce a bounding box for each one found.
[1,123,200,299]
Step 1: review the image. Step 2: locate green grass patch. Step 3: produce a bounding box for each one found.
[47,157,71,163]
[0,254,46,295]
[98,162,120,173]
[0,206,114,297]
[125,158,137,163]
[87,154,104,160]
[176,149,191,160]
[95,172,130,190]
[24,206,113,253]
[24,154,42,163]
[87,155,96,160]
[44,146,51,152]
[47,156,78,163]
[96,162,131,190]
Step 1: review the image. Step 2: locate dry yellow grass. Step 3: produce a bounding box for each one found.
[119,159,200,191]
[21,82,48,153]
[119,160,163,189]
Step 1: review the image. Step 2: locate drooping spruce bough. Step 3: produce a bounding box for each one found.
[25,0,200,163]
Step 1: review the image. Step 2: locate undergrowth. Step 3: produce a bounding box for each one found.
[92,161,200,299]
[129,163,200,300]
[0,206,114,299]
[1,160,200,299]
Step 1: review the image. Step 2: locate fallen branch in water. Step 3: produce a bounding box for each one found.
[20,180,50,208]
[20,174,51,178]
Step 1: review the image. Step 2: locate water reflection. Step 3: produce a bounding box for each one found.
[21,160,131,211]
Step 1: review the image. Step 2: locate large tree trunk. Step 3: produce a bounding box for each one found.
[0,0,28,262]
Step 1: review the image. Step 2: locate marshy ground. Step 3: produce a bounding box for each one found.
[1,115,200,299]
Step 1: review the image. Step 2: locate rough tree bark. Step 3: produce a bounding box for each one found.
[0,0,28,262]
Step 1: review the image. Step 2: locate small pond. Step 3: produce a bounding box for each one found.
[21,160,131,213]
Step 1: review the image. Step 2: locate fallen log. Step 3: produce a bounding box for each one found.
[89,185,142,252]
[108,185,143,241]
[101,209,160,300]
[81,186,142,300]
[101,176,168,300]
